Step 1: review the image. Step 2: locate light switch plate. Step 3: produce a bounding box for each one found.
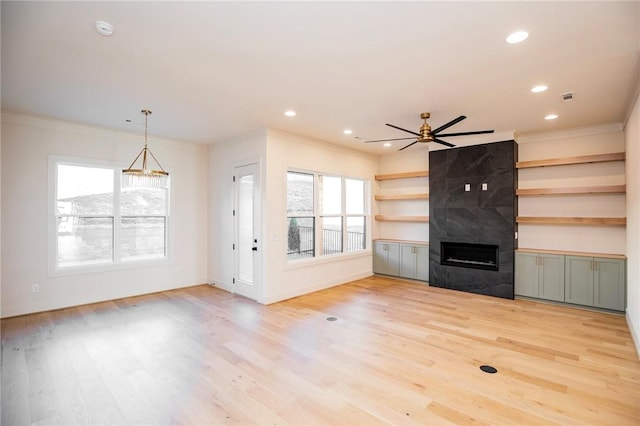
[482,183,488,191]
[465,184,470,192]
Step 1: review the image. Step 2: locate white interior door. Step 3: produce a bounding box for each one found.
[234,163,261,300]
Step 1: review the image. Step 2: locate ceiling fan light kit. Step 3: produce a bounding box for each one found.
[365,112,494,151]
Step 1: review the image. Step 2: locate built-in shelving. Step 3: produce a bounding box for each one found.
[516,185,626,196]
[375,215,429,222]
[516,151,626,228]
[375,193,429,201]
[515,152,625,169]
[375,170,429,224]
[516,216,626,226]
[375,171,428,181]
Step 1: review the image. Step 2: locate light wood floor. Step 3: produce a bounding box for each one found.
[2,276,639,425]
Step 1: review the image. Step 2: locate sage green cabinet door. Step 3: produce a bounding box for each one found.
[386,243,401,276]
[400,244,429,281]
[515,252,539,298]
[373,241,387,274]
[373,241,400,276]
[565,256,594,306]
[594,258,626,311]
[538,254,565,302]
[415,245,429,282]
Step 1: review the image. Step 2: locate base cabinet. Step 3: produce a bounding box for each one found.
[373,241,428,282]
[373,241,400,276]
[516,251,626,311]
[515,252,564,302]
[400,243,429,281]
[565,256,626,311]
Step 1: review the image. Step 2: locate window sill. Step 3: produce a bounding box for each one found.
[48,257,171,278]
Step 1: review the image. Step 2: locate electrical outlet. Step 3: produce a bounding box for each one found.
[482,183,488,191]
[32,284,39,293]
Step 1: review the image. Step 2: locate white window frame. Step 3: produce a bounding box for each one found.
[48,156,170,276]
[286,169,369,264]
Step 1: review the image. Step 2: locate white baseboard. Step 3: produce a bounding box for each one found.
[260,271,372,305]
[626,312,640,360]
[208,279,233,294]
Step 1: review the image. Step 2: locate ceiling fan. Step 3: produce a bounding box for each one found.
[365,112,494,151]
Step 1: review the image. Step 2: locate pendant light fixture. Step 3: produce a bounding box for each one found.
[122,109,169,188]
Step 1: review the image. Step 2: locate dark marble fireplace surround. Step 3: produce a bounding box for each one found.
[429,140,518,299]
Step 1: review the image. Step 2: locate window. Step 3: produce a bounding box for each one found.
[286,171,314,259]
[286,170,367,260]
[53,159,169,271]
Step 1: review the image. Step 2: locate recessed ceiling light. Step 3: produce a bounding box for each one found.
[343,129,353,135]
[545,114,558,120]
[284,110,296,117]
[94,21,114,37]
[531,85,548,93]
[506,31,528,44]
[383,143,392,147]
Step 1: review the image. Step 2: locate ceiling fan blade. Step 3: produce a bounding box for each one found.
[431,115,467,135]
[386,123,421,137]
[433,138,456,148]
[399,140,419,151]
[364,137,416,143]
[436,130,495,137]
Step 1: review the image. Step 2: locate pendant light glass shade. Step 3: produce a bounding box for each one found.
[122,109,169,188]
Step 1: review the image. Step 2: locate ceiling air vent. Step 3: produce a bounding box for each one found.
[561,91,574,102]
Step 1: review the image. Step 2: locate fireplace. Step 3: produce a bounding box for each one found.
[441,242,499,271]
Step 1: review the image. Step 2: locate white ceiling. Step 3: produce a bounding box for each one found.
[2,1,639,154]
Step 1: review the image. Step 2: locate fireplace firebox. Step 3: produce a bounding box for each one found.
[441,242,499,271]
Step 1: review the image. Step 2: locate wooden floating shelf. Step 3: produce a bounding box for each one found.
[375,193,429,201]
[375,215,429,222]
[516,152,625,169]
[375,171,429,181]
[516,216,626,226]
[516,185,626,196]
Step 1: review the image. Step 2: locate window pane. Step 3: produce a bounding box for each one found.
[287,172,314,215]
[321,216,342,255]
[57,217,113,267]
[346,216,366,252]
[346,179,365,215]
[121,217,166,261]
[320,175,341,215]
[287,217,314,259]
[57,165,113,215]
[121,187,167,215]
[237,173,254,283]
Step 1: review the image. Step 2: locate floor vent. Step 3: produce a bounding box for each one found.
[480,365,498,374]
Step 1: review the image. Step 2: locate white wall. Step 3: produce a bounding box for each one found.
[207,129,266,294]
[625,93,640,355]
[262,130,379,303]
[1,113,208,317]
[516,124,626,254]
